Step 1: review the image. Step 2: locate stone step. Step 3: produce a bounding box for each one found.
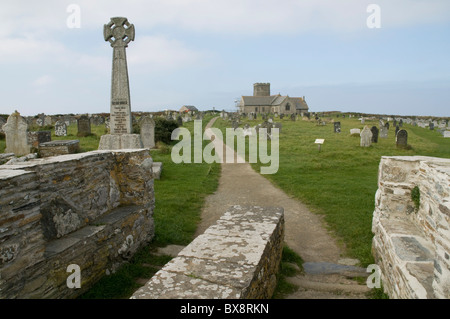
[286,274,370,297]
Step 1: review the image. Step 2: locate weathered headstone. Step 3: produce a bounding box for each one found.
[443,131,450,138]
[3,111,31,156]
[385,122,389,130]
[429,122,434,130]
[334,122,341,133]
[395,125,399,137]
[396,129,408,148]
[371,126,379,143]
[360,126,373,147]
[44,116,52,126]
[177,115,183,126]
[290,114,296,121]
[350,128,361,135]
[77,115,91,137]
[379,125,388,138]
[55,120,67,137]
[140,116,155,149]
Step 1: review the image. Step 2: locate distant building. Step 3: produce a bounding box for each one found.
[179,105,198,113]
[239,83,309,115]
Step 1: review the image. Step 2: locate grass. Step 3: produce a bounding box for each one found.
[212,115,450,267]
[272,246,304,299]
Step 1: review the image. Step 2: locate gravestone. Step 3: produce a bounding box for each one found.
[350,128,361,135]
[77,115,91,137]
[396,129,408,148]
[385,122,389,130]
[334,122,341,133]
[393,120,397,127]
[443,131,450,138]
[395,125,399,137]
[429,123,434,130]
[140,116,155,149]
[371,126,379,143]
[177,116,183,126]
[98,17,143,150]
[399,119,403,127]
[379,125,388,138]
[3,111,31,156]
[290,114,296,121]
[44,116,52,126]
[360,126,373,147]
[0,117,6,133]
[55,120,67,137]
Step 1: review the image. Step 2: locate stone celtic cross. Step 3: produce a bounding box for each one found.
[104,17,135,134]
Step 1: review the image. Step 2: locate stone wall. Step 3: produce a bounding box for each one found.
[0,149,155,298]
[372,156,450,299]
[131,205,284,299]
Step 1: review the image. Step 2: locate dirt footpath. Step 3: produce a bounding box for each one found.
[193,117,369,298]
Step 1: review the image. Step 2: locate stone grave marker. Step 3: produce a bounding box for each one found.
[371,126,379,143]
[379,125,388,138]
[360,126,373,147]
[44,116,52,126]
[350,128,360,135]
[334,122,341,133]
[443,131,450,138]
[396,129,408,148]
[55,120,67,137]
[395,125,399,137]
[3,111,31,156]
[77,115,91,137]
[429,122,434,130]
[140,116,155,149]
[385,122,389,130]
[98,17,143,150]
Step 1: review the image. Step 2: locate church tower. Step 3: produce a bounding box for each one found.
[253,83,270,97]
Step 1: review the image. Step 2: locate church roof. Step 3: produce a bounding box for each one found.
[241,95,308,110]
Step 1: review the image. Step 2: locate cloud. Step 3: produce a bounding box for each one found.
[127,35,211,72]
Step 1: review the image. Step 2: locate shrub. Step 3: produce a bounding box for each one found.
[154,117,179,144]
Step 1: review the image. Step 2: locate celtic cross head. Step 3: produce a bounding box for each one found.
[104,17,135,47]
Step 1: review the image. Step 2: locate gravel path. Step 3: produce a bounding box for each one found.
[193,117,370,298]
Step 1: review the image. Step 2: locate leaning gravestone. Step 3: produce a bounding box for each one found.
[3,110,31,156]
[98,17,143,150]
[334,122,341,133]
[140,116,155,149]
[360,126,373,147]
[396,129,408,148]
[77,115,91,137]
[371,126,379,143]
[55,120,67,137]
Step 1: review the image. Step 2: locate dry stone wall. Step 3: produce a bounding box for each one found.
[372,156,450,299]
[0,149,155,298]
[131,205,284,299]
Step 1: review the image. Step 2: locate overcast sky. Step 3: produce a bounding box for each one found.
[1,0,449,117]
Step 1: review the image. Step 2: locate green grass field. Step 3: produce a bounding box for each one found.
[212,115,450,266]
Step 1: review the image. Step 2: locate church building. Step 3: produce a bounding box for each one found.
[238,83,309,115]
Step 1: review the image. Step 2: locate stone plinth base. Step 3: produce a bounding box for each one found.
[98,134,143,150]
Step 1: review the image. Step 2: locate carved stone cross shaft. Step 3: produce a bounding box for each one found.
[104,17,135,134]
